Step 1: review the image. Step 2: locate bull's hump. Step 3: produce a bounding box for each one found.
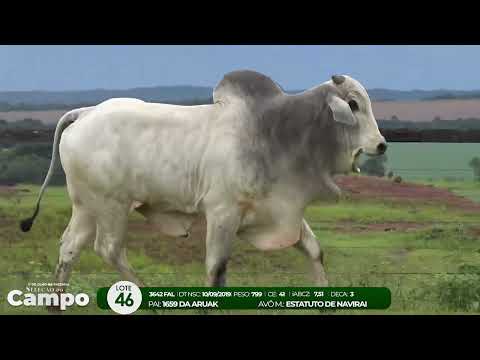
[213,70,284,104]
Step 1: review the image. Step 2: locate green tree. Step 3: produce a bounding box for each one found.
[469,157,480,181]
[0,145,66,185]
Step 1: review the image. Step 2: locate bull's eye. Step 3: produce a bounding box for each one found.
[348,100,359,112]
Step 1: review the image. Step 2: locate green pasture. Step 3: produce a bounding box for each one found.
[363,142,480,181]
[0,180,479,315]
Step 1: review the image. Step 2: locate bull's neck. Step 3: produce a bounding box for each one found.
[268,89,346,202]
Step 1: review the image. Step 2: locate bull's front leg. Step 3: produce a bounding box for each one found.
[295,219,328,286]
[204,205,241,287]
[318,175,342,203]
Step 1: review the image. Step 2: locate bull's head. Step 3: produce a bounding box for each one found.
[327,74,387,173]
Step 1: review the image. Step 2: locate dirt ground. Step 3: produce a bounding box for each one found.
[330,220,428,234]
[0,185,21,196]
[335,175,480,212]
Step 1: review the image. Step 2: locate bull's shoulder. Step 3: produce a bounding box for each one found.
[213,70,284,104]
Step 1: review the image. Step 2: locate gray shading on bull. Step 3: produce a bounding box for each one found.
[20,70,387,294]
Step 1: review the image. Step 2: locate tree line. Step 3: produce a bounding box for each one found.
[0,143,65,185]
[4,116,480,132]
[378,117,480,130]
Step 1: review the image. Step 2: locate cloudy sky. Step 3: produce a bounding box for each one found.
[0,45,478,91]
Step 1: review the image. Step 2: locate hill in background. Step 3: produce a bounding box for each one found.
[1,85,480,125]
[0,85,213,108]
[367,89,480,102]
[1,85,480,109]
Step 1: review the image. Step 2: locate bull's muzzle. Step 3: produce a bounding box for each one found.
[376,142,388,155]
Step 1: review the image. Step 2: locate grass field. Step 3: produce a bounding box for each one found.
[366,143,480,181]
[419,179,480,203]
[1,179,479,315]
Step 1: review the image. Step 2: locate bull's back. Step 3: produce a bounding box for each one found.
[59,98,224,207]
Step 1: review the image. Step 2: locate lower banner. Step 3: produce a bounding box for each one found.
[97,283,391,313]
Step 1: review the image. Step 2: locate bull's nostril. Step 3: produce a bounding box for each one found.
[377,143,387,154]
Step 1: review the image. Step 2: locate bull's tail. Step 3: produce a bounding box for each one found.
[19,107,94,232]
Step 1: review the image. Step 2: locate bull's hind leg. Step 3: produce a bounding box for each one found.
[54,205,96,284]
[294,219,328,286]
[48,204,96,312]
[94,200,145,287]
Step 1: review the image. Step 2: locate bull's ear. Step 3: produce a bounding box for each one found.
[327,95,357,126]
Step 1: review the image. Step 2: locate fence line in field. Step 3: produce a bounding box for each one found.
[2,271,479,276]
[390,168,472,172]
[309,220,479,224]
[3,243,479,250]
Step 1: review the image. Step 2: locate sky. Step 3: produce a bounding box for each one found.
[0,45,479,92]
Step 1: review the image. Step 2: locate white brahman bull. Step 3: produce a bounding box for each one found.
[20,70,387,289]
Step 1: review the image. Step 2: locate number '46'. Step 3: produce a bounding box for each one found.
[115,292,134,306]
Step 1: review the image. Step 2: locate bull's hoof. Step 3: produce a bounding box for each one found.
[315,275,329,287]
[319,250,325,266]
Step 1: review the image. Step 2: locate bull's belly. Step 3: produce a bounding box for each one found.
[132,193,304,251]
[238,223,302,251]
[133,205,302,251]
[132,202,199,237]
[237,200,303,251]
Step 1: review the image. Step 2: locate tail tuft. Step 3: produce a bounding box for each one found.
[20,217,34,232]
[19,203,40,233]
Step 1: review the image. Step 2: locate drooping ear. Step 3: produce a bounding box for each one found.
[327,95,357,126]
